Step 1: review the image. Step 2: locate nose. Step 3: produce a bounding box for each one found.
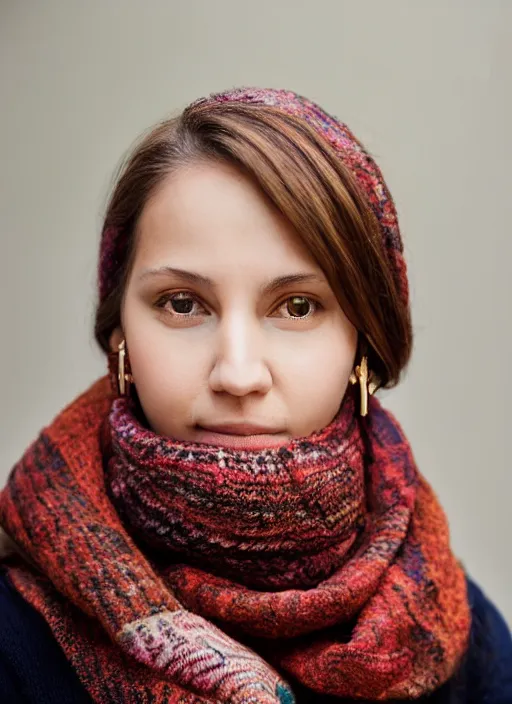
[208,314,272,397]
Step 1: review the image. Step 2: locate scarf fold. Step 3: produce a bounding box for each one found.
[0,377,471,703]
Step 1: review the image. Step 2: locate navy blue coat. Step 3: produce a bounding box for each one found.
[0,567,511,703]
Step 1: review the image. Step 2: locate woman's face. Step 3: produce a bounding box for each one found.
[111,160,358,448]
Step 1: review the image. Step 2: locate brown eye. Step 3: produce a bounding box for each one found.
[286,296,313,318]
[157,292,207,317]
[169,293,195,314]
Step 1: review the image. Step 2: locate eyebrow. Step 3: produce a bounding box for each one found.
[138,266,327,295]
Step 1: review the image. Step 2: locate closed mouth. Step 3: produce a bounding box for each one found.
[196,424,282,436]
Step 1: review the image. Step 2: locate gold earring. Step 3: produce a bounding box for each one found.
[349,355,379,417]
[117,339,134,396]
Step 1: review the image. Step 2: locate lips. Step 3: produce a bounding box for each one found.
[197,423,281,436]
[194,423,288,449]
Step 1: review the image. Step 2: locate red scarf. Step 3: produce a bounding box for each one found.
[0,377,471,702]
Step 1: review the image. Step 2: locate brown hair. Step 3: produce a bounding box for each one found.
[95,102,412,389]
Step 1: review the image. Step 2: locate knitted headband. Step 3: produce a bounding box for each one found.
[98,87,409,312]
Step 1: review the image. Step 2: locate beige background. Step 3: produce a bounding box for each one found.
[1,1,510,626]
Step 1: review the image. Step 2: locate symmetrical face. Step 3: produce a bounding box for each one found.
[111,160,358,449]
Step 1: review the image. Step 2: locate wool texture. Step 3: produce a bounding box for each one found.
[0,376,471,703]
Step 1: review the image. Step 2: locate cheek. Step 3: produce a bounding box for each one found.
[280,325,357,434]
[124,319,210,430]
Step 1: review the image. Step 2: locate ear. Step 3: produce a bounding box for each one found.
[109,326,124,353]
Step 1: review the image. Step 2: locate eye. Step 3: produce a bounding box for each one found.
[156,292,208,317]
[277,296,318,319]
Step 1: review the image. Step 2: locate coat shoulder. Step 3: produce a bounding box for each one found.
[0,566,92,703]
[461,575,512,702]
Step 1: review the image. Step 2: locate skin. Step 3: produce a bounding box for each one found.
[110,160,358,448]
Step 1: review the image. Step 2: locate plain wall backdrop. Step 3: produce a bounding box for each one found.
[1,0,510,626]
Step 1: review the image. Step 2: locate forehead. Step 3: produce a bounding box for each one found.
[133,160,319,275]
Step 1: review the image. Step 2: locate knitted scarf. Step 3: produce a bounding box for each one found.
[0,376,471,703]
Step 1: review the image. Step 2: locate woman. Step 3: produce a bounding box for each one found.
[0,87,510,703]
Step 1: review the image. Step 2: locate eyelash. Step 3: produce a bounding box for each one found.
[154,291,323,321]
